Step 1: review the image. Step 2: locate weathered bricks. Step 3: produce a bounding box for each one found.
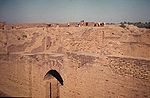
[108,56,150,81]
[0,24,150,98]
[6,28,46,53]
[67,52,99,68]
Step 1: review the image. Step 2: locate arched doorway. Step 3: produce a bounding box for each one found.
[44,70,63,98]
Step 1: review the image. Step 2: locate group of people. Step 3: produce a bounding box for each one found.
[46,21,105,28]
[67,22,105,27]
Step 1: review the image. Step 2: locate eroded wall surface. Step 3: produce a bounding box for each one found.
[0,25,150,98]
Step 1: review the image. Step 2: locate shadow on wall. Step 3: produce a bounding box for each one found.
[44,69,63,98]
[44,69,63,85]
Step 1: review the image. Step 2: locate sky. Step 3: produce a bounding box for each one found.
[0,0,150,23]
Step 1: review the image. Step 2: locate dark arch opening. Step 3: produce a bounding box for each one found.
[44,69,64,85]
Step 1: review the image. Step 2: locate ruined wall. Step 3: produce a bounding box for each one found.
[61,53,150,98]
[0,25,150,98]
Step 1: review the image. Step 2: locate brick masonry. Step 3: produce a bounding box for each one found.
[0,24,150,98]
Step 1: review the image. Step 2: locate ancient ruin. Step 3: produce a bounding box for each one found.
[0,22,150,98]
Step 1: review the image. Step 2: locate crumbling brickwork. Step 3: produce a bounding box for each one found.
[0,24,150,98]
[108,56,150,81]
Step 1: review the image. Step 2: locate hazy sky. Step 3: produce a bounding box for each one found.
[0,0,150,23]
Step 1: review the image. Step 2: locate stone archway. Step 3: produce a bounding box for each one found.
[44,70,63,98]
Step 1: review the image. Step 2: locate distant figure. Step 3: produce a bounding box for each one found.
[98,22,100,26]
[47,24,51,27]
[103,22,106,25]
[56,24,59,27]
[80,20,84,22]
[67,23,70,27]
[12,26,14,29]
[86,22,88,26]
[101,22,105,26]
[80,20,84,26]
[78,23,80,27]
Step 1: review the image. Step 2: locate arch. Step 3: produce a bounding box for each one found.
[44,69,63,85]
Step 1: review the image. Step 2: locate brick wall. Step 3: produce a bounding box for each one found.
[0,25,150,98]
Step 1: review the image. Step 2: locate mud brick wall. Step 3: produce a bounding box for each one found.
[60,52,150,98]
[0,25,150,98]
[6,28,46,53]
[0,53,64,97]
[102,26,150,57]
[108,56,150,81]
[0,54,31,97]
